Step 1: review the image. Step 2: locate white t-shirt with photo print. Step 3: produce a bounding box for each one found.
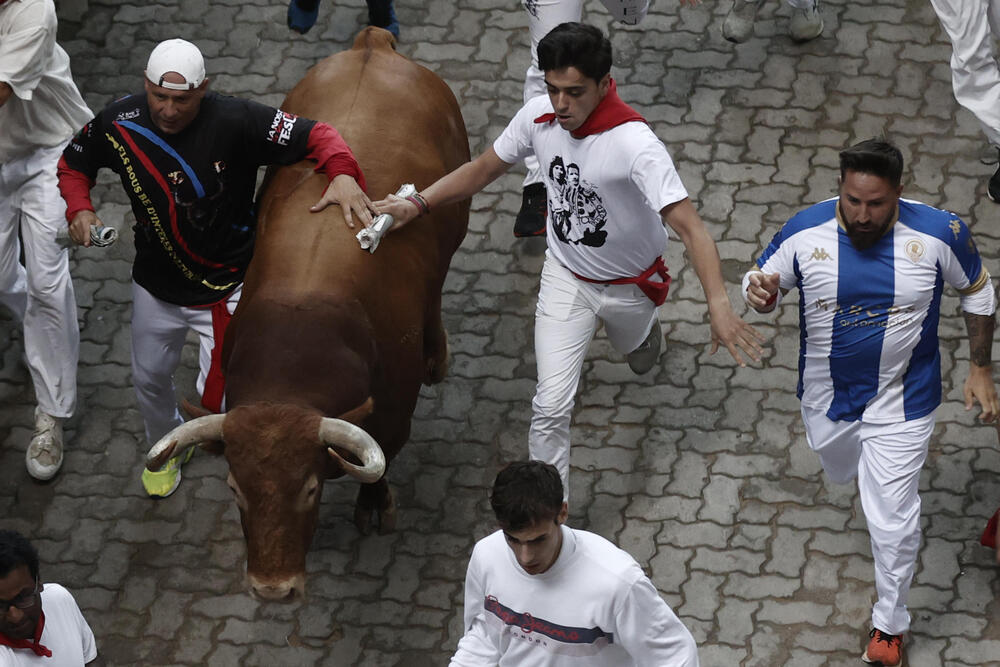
[494,94,688,282]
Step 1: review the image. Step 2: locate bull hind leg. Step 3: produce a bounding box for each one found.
[354,478,397,535]
[422,310,449,385]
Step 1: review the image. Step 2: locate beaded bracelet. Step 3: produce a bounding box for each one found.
[405,192,430,217]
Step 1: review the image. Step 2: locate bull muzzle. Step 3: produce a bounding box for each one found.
[248,572,306,601]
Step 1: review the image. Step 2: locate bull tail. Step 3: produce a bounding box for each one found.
[352,26,397,54]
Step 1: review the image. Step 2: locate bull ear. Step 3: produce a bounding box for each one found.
[146,415,226,471]
[337,397,374,425]
[318,418,385,483]
[181,396,216,419]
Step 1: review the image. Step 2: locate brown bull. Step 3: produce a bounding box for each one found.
[145,28,470,599]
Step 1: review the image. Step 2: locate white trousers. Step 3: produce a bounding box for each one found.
[521,0,651,186]
[930,0,1000,146]
[130,281,239,445]
[801,405,935,635]
[529,252,657,496]
[0,145,79,418]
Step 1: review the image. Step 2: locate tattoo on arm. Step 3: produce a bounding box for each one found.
[963,311,995,367]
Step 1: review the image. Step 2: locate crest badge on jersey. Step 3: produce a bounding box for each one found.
[904,238,925,264]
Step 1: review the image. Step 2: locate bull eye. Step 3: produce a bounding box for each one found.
[299,477,320,511]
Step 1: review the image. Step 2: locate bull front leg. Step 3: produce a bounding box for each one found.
[354,478,396,535]
[422,307,449,385]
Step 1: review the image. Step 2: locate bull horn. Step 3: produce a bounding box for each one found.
[145,415,225,471]
[318,418,385,483]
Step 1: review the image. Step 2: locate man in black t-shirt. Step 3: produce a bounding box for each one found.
[57,38,375,498]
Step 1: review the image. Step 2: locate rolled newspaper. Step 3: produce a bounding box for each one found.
[57,224,119,249]
[356,183,417,254]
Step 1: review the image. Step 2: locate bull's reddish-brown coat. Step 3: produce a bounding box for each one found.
[218,28,470,597]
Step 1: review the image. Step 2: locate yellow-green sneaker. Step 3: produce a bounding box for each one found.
[141,447,195,498]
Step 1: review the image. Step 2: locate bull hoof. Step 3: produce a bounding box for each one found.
[423,332,450,385]
[354,505,375,535]
[377,504,397,534]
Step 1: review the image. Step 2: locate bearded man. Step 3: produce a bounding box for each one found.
[743,138,999,667]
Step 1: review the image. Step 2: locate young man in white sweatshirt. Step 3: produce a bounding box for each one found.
[450,461,699,666]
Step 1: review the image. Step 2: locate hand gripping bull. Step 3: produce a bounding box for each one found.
[144,27,470,600]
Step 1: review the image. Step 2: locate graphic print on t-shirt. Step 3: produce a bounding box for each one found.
[547,156,608,248]
[166,160,230,233]
[484,595,614,656]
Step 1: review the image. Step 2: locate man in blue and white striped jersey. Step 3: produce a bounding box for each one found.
[743,139,998,667]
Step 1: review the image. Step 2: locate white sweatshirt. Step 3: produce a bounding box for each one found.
[450,526,699,667]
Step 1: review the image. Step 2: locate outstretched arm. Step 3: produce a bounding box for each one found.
[374,147,514,231]
[662,198,764,366]
[963,311,998,422]
[304,122,376,228]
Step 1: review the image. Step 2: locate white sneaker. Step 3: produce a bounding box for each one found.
[789,0,823,41]
[722,0,766,43]
[26,408,64,481]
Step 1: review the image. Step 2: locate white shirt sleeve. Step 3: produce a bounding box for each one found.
[756,228,798,293]
[936,217,997,316]
[628,128,688,213]
[77,604,98,663]
[0,1,57,100]
[615,576,699,667]
[450,545,500,667]
[492,99,545,166]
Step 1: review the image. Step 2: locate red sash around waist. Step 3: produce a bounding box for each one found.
[570,257,672,306]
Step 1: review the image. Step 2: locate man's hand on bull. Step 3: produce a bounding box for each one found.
[372,194,421,232]
[310,174,377,229]
[69,210,102,247]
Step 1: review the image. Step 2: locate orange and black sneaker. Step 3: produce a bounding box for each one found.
[862,628,903,666]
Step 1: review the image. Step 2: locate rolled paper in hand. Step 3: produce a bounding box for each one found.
[90,224,118,247]
[357,183,417,254]
[56,224,119,249]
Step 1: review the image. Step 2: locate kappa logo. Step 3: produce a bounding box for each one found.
[267,110,298,145]
[949,219,961,240]
[904,238,925,263]
[810,247,832,261]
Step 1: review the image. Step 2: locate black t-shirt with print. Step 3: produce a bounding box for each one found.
[63,91,316,306]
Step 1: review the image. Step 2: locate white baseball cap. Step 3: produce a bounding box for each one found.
[145,38,206,91]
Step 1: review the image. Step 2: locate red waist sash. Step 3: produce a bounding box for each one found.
[570,256,671,306]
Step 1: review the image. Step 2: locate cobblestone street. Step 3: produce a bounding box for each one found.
[1,0,999,664]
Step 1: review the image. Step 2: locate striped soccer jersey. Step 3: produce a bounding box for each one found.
[755,197,991,424]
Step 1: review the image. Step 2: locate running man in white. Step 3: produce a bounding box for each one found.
[450,461,699,666]
[376,22,763,497]
[744,139,998,667]
[928,0,1000,201]
[515,0,651,236]
[0,0,93,481]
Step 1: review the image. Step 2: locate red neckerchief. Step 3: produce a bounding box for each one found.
[0,611,51,657]
[982,508,999,548]
[533,79,646,138]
